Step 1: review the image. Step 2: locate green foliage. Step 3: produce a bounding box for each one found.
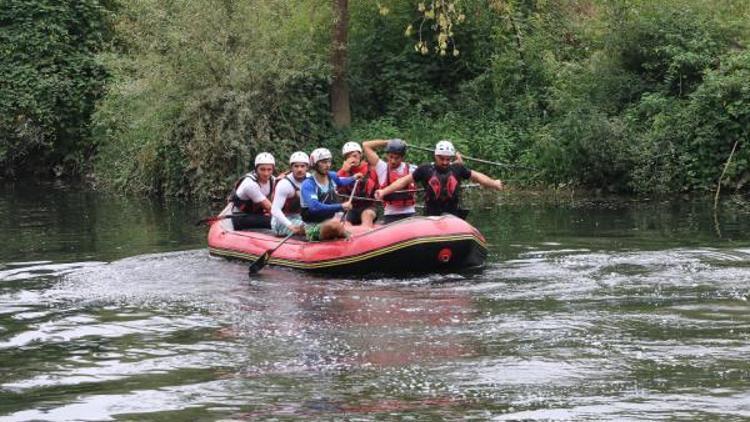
[348,0,502,119]
[627,50,750,193]
[515,0,749,193]
[608,0,736,96]
[0,0,113,177]
[92,0,332,199]
[346,0,750,195]
[8,0,748,198]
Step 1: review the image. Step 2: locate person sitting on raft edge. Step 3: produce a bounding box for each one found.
[374,140,503,219]
[300,148,363,241]
[228,152,276,230]
[270,151,309,237]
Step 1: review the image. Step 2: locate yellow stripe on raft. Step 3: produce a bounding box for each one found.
[209,234,487,269]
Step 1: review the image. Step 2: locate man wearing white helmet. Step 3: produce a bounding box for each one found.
[270,151,309,236]
[375,140,503,219]
[337,141,378,228]
[363,138,418,223]
[228,152,276,230]
[300,147,362,241]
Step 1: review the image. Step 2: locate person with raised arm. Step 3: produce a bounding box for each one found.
[363,138,418,223]
[374,140,503,219]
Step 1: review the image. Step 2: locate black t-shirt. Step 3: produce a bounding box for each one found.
[412,164,472,216]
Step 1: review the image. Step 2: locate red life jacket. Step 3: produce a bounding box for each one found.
[426,166,459,204]
[338,163,378,208]
[382,163,416,207]
[280,175,302,214]
[229,172,275,215]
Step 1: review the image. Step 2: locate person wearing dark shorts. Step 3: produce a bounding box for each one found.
[228,152,276,230]
[337,141,378,228]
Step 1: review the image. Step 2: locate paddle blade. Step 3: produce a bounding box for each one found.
[195,217,212,226]
[248,251,271,275]
[195,215,223,226]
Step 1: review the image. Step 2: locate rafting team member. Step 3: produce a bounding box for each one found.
[374,140,503,219]
[228,152,276,230]
[363,138,418,224]
[301,148,363,241]
[270,151,309,236]
[336,142,378,228]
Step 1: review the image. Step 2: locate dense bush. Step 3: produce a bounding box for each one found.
[627,50,750,193]
[522,0,750,193]
[4,0,749,197]
[92,0,333,198]
[0,0,113,177]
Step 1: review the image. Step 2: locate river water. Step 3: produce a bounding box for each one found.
[1,182,749,420]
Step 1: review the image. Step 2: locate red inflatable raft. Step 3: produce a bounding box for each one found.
[207,207,487,275]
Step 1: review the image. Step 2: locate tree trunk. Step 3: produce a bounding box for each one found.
[331,0,351,128]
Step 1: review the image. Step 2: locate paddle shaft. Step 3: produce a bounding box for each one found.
[336,183,481,201]
[340,179,360,222]
[408,144,535,170]
[268,232,295,254]
[195,213,248,226]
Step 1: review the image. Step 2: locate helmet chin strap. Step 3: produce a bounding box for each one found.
[313,164,327,176]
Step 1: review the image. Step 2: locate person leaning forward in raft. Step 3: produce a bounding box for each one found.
[336,141,378,228]
[228,152,276,230]
[363,138,418,223]
[301,148,363,241]
[374,140,503,219]
[270,151,309,237]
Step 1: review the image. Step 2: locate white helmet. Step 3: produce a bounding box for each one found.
[289,151,309,165]
[341,141,362,156]
[309,148,333,166]
[254,152,275,167]
[434,140,456,157]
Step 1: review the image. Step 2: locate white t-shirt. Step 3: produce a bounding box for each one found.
[232,174,271,212]
[375,159,418,216]
[271,174,306,228]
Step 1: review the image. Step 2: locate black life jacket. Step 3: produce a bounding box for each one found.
[300,176,339,223]
[382,163,416,208]
[280,174,302,214]
[229,172,275,215]
[425,165,460,205]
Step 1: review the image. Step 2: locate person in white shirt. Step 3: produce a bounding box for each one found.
[228,152,276,230]
[270,151,309,236]
[362,139,418,223]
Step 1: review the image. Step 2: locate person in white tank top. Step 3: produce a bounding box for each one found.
[363,138,418,224]
[270,151,310,236]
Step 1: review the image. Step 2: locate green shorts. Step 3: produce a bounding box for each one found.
[304,223,322,241]
[272,215,303,236]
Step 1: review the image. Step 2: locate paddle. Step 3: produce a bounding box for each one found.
[195,213,248,226]
[248,232,295,275]
[340,179,360,222]
[335,183,481,201]
[408,144,536,170]
[247,177,359,275]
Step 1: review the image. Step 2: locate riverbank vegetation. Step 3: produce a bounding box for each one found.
[2,0,748,199]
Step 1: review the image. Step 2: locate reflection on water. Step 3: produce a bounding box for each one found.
[1,183,750,419]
